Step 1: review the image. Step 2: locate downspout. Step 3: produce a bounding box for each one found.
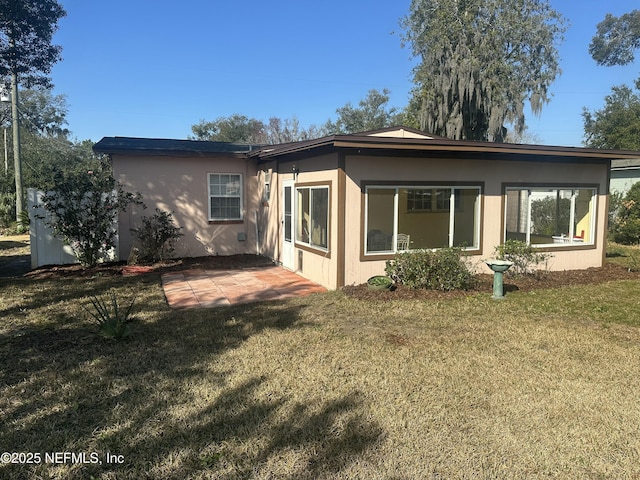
[337,152,346,288]
[276,158,281,263]
[255,168,260,255]
[603,158,612,267]
[245,155,252,254]
[255,210,260,255]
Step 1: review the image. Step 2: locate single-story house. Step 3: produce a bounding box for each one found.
[611,158,640,195]
[93,127,640,290]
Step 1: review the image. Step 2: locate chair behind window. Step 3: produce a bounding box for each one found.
[397,233,410,251]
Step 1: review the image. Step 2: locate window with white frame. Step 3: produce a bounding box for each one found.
[504,187,596,246]
[208,173,243,221]
[296,185,329,250]
[365,185,481,254]
[263,171,271,202]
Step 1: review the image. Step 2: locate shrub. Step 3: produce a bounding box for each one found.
[0,192,15,228]
[84,290,136,340]
[624,249,640,272]
[131,209,183,263]
[608,190,624,237]
[613,182,640,245]
[494,239,552,277]
[40,158,143,267]
[385,247,474,291]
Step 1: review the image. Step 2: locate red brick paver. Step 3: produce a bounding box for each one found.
[161,266,326,309]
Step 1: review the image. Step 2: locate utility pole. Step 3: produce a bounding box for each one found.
[10,71,22,222]
[3,128,7,175]
[0,84,8,175]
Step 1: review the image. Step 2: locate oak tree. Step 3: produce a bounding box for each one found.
[190,114,266,143]
[400,0,566,142]
[589,9,640,67]
[191,114,325,144]
[0,0,66,88]
[324,89,401,134]
[582,78,640,150]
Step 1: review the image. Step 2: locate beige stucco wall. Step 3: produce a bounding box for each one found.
[273,154,338,289]
[112,154,259,261]
[343,154,609,286]
[256,166,279,261]
[113,148,609,290]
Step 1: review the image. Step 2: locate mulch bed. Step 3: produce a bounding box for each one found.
[17,256,640,302]
[24,254,276,280]
[342,263,640,301]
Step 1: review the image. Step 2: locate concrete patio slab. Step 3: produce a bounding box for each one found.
[161,265,326,309]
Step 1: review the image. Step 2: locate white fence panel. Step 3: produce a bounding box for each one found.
[28,188,118,268]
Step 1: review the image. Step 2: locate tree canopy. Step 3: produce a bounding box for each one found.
[582,78,640,150]
[191,89,406,144]
[190,114,326,144]
[0,0,66,88]
[324,89,401,134]
[612,181,640,245]
[0,88,95,227]
[400,0,566,142]
[190,114,265,143]
[589,10,640,67]
[13,88,69,136]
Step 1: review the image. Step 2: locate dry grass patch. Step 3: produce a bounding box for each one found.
[1,270,639,478]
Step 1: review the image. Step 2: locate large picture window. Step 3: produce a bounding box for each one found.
[365,185,481,254]
[208,173,243,221]
[296,185,329,250]
[504,187,596,246]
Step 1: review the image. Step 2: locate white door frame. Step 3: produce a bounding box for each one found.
[282,180,295,270]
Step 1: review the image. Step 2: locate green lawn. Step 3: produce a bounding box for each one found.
[1,241,640,479]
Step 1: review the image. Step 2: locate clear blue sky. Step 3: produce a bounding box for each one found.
[51,0,640,147]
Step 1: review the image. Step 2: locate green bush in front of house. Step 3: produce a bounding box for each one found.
[40,158,143,267]
[494,239,552,277]
[385,247,474,291]
[612,182,640,245]
[131,209,183,263]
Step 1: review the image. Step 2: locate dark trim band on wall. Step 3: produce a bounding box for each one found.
[500,182,601,253]
[359,180,485,261]
[293,181,332,259]
[294,242,332,259]
[208,220,244,225]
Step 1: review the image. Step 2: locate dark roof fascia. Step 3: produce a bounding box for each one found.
[255,134,640,163]
[253,137,339,162]
[93,137,261,158]
[248,126,437,160]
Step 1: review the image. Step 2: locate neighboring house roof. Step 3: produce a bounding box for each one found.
[93,136,260,156]
[93,127,640,163]
[363,126,442,139]
[611,159,640,170]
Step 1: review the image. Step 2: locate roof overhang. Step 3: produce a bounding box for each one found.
[93,128,640,165]
[254,133,640,162]
[93,136,260,157]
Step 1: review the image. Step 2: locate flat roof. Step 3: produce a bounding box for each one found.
[93,137,261,156]
[93,128,640,162]
[254,132,640,161]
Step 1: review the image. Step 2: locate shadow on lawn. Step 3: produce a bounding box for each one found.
[0,275,154,319]
[0,290,383,479]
